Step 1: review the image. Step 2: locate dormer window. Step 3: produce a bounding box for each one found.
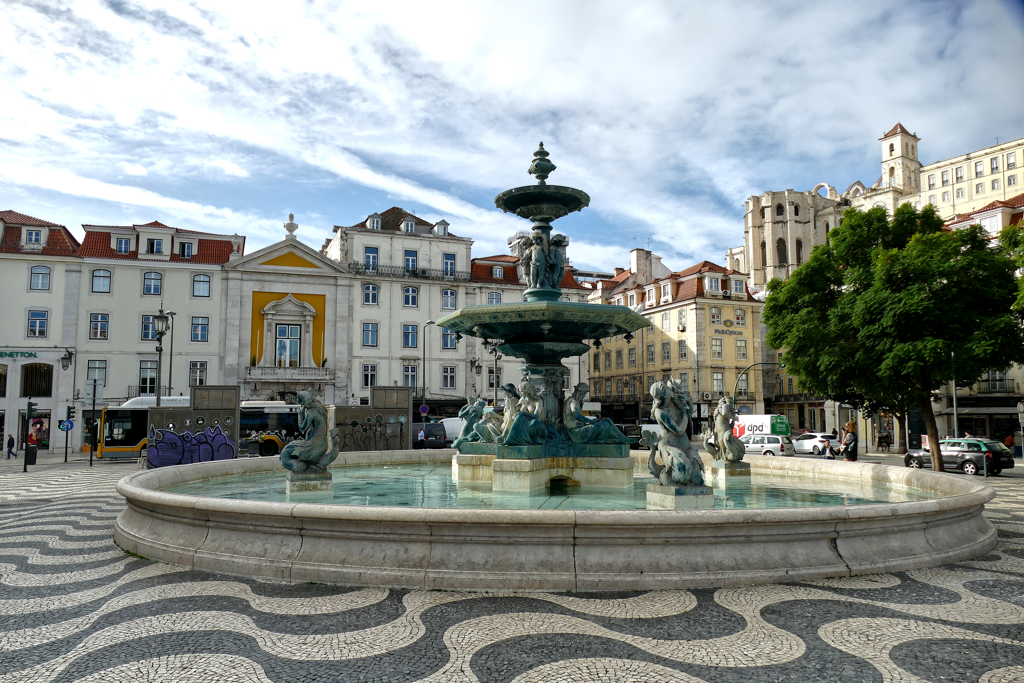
[146,238,162,254]
[645,288,655,306]
[733,280,744,294]
[628,293,636,307]
[403,219,415,233]
[435,220,449,236]
[366,213,381,230]
[179,242,192,258]
[708,277,720,291]
[660,283,670,300]
[116,237,131,254]
[492,266,504,279]
[26,230,41,244]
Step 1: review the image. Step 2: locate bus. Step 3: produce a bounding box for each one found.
[96,397,297,460]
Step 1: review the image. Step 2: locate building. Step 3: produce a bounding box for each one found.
[587,250,764,431]
[0,210,81,451]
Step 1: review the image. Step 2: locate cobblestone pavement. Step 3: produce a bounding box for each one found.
[1,455,1023,682]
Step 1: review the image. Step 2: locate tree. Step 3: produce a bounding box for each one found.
[764,204,1024,470]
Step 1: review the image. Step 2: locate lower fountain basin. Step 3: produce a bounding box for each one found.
[114,451,997,591]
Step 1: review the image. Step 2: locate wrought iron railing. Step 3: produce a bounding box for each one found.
[347,262,473,282]
[126,385,167,399]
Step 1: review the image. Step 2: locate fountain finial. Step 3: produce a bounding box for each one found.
[528,142,556,185]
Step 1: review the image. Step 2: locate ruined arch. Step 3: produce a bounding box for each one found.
[796,239,803,266]
[759,241,767,269]
[776,238,788,265]
[775,203,785,217]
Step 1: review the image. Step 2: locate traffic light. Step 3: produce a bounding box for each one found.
[26,400,37,421]
[67,405,76,420]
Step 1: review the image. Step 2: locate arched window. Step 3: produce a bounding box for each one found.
[441,289,456,309]
[760,207,768,220]
[403,286,418,307]
[889,143,894,156]
[775,204,784,217]
[20,363,53,397]
[143,272,161,295]
[91,269,111,293]
[776,238,788,265]
[29,265,50,290]
[796,239,803,266]
[192,274,211,297]
[363,284,378,305]
[759,241,767,268]
[794,204,800,217]
[824,221,829,233]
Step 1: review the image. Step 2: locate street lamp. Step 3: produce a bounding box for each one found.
[732,360,784,406]
[164,311,176,395]
[482,340,504,406]
[154,307,170,407]
[422,320,435,403]
[59,348,74,371]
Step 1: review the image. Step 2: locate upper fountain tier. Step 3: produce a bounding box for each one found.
[494,143,591,221]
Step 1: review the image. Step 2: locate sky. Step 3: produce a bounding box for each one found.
[2,0,1023,273]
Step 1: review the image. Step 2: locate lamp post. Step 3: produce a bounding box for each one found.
[164,311,176,395]
[59,349,74,463]
[153,307,170,407]
[482,340,504,406]
[422,320,435,404]
[732,360,783,408]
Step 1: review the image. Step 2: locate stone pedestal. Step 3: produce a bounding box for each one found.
[491,456,633,493]
[710,460,751,477]
[286,470,333,493]
[646,483,714,510]
[453,453,497,484]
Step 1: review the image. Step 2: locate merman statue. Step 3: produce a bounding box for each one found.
[280,391,339,473]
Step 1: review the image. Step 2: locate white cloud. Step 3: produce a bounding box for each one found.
[121,162,148,176]
[208,159,249,177]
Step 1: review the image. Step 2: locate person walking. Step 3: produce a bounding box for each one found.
[6,434,15,459]
[416,427,426,449]
[838,421,858,462]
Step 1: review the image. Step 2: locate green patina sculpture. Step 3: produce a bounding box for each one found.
[703,396,746,463]
[645,380,705,486]
[438,144,649,459]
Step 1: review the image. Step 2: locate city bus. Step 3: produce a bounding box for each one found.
[95,397,299,460]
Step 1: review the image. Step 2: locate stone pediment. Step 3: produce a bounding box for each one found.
[261,293,317,318]
[259,252,322,269]
[229,239,344,273]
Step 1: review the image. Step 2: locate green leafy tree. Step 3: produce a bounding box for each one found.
[764,204,1024,470]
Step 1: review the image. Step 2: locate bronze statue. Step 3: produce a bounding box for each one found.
[563,383,632,444]
[703,396,746,463]
[280,391,339,473]
[645,380,704,486]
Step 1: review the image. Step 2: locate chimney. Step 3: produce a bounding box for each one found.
[630,249,652,284]
[613,267,625,276]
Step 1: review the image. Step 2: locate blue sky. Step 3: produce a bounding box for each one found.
[2,0,1023,272]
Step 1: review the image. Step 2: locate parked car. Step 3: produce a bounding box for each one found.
[904,438,1015,475]
[439,417,464,446]
[738,434,795,457]
[413,423,448,449]
[792,432,834,455]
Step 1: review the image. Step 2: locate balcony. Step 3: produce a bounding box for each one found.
[246,366,332,382]
[126,385,167,400]
[977,380,1014,394]
[348,263,472,282]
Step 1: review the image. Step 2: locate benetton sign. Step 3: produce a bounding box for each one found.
[0,352,38,358]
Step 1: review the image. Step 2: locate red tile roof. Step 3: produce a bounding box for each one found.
[973,192,1024,214]
[0,226,81,257]
[335,207,453,235]
[472,261,522,285]
[673,260,729,277]
[80,223,232,238]
[475,254,519,263]
[0,210,63,228]
[77,230,237,264]
[880,122,918,140]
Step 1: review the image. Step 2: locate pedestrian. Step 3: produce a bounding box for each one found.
[830,427,838,439]
[416,427,426,449]
[5,434,15,459]
[821,439,836,459]
[964,430,973,438]
[838,421,858,462]
[1004,433,1015,449]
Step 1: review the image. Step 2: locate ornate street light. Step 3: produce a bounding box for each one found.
[59,349,74,371]
[154,307,170,406]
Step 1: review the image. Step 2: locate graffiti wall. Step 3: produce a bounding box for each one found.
[148,424,236,468]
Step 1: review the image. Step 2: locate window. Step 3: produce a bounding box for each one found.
[735,308,746,326]
[369,217,380,230]
[593,353,600,372]
[615,349,623,368]
[1010,175,1018,187]
[487,367,501,389]
[645,288,655,303]
[116,237,131,254]
[661,341,670,363]
[927,174,935,189]
[364,246,379,270]
[403,324,418,348]
[628,346,636,366]
[775,203,784,216]
[677,309,686,327]
[955,167,964,182]
[19,363,52,397]
[928,195,936,205]
[661,283,670,299]
[403,219,415,233]
[942,191,951,202]
[678,340,687,359]
[605,352,612,369]
[193,274,210,297]
[941,170,949,186]
[362,323,378,347]
[87,360,106,387]
[191,317,209,342]
[710,307,722,325]
[616,379,623,397]
[795,239,803,266]
[888,143,894,156]
[91,269,111,293]
[605,379,612,396]
[143,272,161,295]
[677,373,688,393]
[630,377,638,395]
[442,289,456,309]
[442,366,456,390]
[492,266,504,278]
[190,361,207,386]
[404,250,417,271]
[646,343,655,363]
[362,364,377,388]
[30,265,50,290]
[788,377,794,394]
[141,315,156,340]
[975,183,984,195]
[27,310,47,337]
[709,277,719,291]
[139,361,157,395]
[443,253,456,276]
[403,365,417,389]
[363,284,378,305]
[991,157,1000,173]
[179,242,192,258]
[736,373,748,396]
[26,229,40,244]
[992,179,1001,191]
[403,287,418,307]
[1008,152,1017,170]
[776,238,787,264]
[628,293,636,307]
[146,238,162,254]
[275,325,299,367]
[647,317,654,332]
[956,188,965,199]
[712,372,724,393]
[733,280,744,294]
[976,161,984,177]
[736,338,748,360]
[488,292,501,305]
[661,312,669,330]
[89,313,108,340]
[793,204,800,216]
[442,328,457,349]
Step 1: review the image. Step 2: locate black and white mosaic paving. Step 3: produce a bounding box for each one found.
[2,457,1024,682]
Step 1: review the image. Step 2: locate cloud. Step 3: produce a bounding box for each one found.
[0,0,1022,275]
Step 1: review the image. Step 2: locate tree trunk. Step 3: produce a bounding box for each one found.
[895,409,907,455]
[919,395,944,472]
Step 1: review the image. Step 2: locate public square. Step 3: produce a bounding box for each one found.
[2,452,1022,683]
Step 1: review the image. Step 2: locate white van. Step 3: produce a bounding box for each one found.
[440,417,464,445]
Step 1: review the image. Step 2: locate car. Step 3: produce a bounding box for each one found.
[413,423,448,449]
[439,417,465,446]
[904,438,1015,475]
[738,434,796,457]
[792,432,835,455]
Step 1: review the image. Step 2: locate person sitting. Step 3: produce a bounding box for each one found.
[821,439,836,459]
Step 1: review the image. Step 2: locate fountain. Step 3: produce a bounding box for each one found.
[112,146,998,591]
